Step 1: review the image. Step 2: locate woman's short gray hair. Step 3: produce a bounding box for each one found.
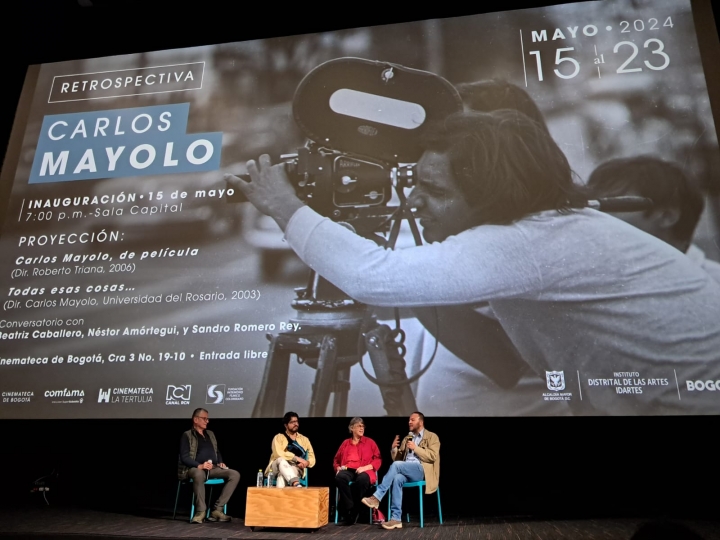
[348,416,364,433]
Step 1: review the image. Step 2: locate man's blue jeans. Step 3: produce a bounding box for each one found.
[373,460,424,521]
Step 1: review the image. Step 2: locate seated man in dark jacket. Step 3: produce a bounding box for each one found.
[178,408,240,524]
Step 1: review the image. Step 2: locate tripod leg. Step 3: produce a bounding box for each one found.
[252,335,291,418]
[364,325,418,415]
[332,365,351,417]
[308,335,338,417]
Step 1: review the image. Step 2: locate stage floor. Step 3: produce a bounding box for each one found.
[0,508,719,540]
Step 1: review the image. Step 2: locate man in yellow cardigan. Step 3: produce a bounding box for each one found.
[265,411,316,487]
[362,412,440,529]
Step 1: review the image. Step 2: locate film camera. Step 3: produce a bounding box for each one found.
[245,58,463,418]
[232,57,463,236]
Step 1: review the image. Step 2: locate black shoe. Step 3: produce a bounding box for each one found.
[336,514,355,526]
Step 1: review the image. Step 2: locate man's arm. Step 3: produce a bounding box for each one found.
[229,157,542,308]
[390,435,404,462]
[370,439,382,472]
[179,433,201,468]
[412,305,530,388]
[305,438,316,468]
[412,433,439,464]
[333,442,344,472]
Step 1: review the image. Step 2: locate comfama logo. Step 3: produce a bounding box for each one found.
[166,385,191,405]
[44,389,84,398]
[686,380,720,391]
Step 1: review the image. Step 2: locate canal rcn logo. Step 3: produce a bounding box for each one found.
[206,384,225,404]
[546,371,566,392]
[166,385,191,405]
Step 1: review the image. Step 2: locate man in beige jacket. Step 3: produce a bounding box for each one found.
[362,412,440,529]
[266,411,316,487]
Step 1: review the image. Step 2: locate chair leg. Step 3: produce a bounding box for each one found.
[334,487,339,524]
[437,487,443,525]
[173,482,181,520]
[206,486,213,518]
[190,493,195,523]
[419,485,424,528]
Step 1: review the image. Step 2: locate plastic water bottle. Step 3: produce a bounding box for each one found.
[256,469,263,487]
[267,471,276,488]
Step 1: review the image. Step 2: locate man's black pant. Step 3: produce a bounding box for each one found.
[335,470,372,521]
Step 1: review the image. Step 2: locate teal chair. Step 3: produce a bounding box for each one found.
[172,478,227,522]
[387,480,442,528]
[334,480,378,524]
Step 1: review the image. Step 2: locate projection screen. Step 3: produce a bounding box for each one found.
[1,0,720,418]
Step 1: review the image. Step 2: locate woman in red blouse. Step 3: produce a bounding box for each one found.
[333,417,382,526]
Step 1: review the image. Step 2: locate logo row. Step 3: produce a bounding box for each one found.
[1,385,244,405]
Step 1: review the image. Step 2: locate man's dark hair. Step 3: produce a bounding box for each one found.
[457,79,551,135]
[283,411,299,425]
[411,411,425,422]
[422,110,586,225]
[587,156,704,242]
[191,408,208,419]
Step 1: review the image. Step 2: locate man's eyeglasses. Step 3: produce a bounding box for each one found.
[195,416,210,422]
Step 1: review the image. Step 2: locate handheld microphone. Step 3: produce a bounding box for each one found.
[402,432,414,461]
[586,196,654,212]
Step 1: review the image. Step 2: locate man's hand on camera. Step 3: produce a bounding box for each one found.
[225,154,305,232]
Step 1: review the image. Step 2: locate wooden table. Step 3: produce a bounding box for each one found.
[244,487,329,530]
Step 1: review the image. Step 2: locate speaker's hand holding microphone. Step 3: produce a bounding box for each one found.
[405,432,416,451]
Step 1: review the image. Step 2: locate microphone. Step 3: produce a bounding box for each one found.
[402,432,414,461]
[586,196,654,212]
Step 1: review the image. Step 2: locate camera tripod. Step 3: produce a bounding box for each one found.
[252,190,431,418]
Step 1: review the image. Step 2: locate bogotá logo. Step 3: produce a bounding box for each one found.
[166,385,191,405]
[546,371,565,392]
[206,384,225,404]
[686,380,720,391]
[1,391,33,403]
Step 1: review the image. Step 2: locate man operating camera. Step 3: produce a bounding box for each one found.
[228,110,720,415]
